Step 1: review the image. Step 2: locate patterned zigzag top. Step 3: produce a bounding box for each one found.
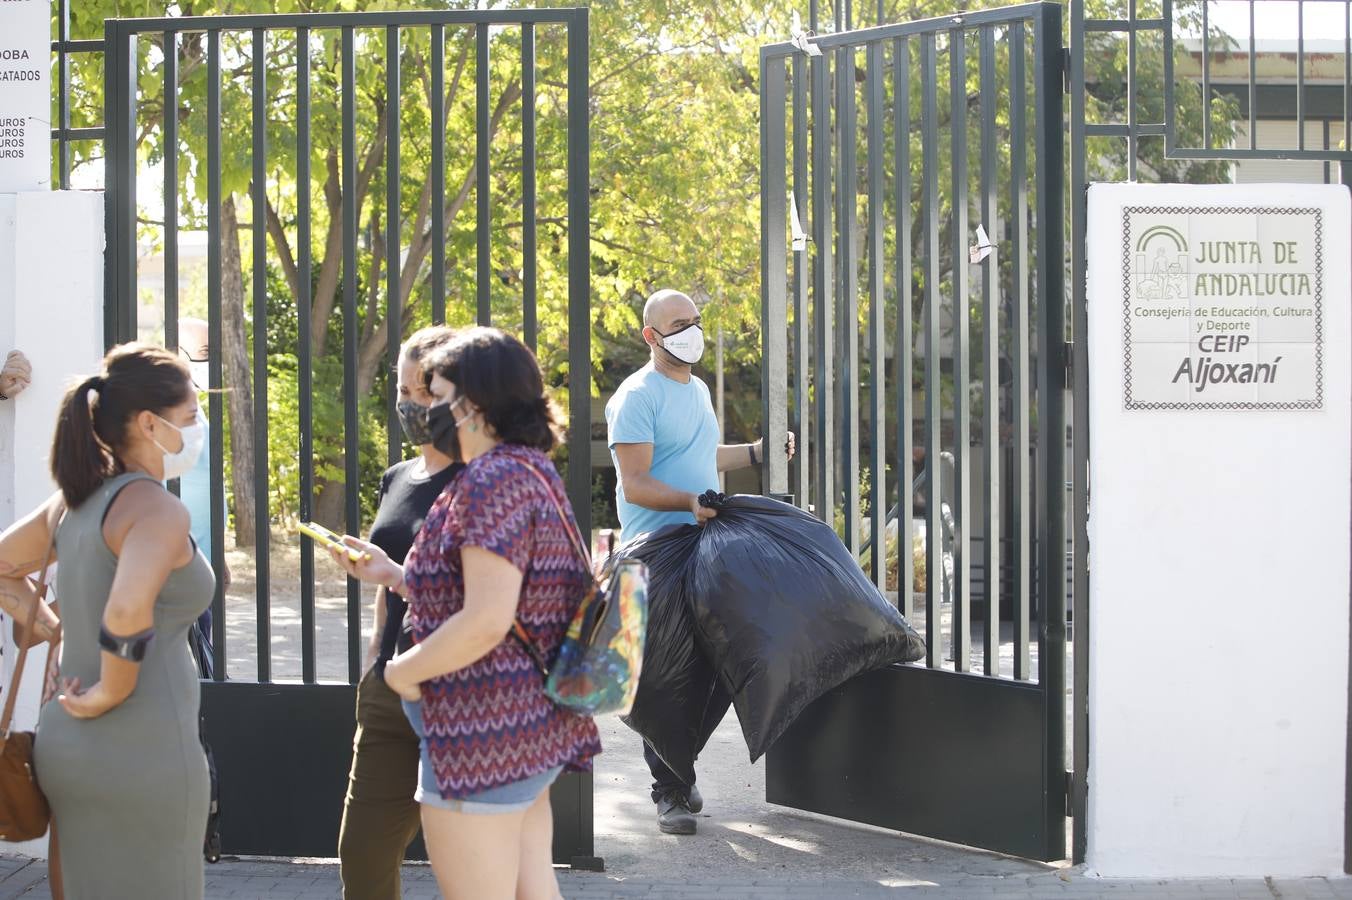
[403,442,603,799]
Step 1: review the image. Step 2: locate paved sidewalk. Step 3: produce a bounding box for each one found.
[0,853,1349,899]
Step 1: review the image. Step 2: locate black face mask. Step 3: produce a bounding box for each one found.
[395,400,433,446]
[427,397,467,462]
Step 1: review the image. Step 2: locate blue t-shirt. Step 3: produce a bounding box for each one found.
[605,363,720,542]
[178,420,213,552]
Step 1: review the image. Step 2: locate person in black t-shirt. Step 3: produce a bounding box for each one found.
[338,325,461,900]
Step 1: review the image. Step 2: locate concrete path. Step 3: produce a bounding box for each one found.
[0,708,1346,898]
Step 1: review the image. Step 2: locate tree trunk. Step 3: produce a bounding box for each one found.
[221,195,257,548]
[314,481,346,532]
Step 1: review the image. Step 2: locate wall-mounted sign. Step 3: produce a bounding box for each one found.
[0,0,51,193]
[1121,204,1324,411]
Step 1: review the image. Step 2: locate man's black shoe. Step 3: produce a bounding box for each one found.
[656,792,697,835]
[687,783,704,814]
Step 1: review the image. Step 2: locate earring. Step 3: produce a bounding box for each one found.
[469,421,479,433]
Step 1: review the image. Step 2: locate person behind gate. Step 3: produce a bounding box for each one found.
[337,325,461,899]
[606,288,794,835]
[0,344,213,898]
[329,326,601,900]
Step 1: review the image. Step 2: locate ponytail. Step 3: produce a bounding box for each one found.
[49,343,192,509]
[51,376,113,508]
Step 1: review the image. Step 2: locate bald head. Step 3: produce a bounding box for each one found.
[642,289,698,333]
[178,317,209,361]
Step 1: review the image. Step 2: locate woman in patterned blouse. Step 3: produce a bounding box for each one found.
[330,326,601,900]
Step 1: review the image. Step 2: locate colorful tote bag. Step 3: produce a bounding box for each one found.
[513,465,649,716]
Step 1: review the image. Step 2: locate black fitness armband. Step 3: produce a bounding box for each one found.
[98,625,156,662]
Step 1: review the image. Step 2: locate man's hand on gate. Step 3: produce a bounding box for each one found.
[0,350,32,399]
[754,432,796,463]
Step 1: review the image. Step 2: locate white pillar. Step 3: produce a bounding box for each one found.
[0,189,103,857]
[1085,183,1350,878]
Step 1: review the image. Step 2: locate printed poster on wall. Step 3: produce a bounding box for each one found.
[1122,204,1324,411]
[0,0,51,193]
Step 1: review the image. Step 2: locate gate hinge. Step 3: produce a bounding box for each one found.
[1065,771,1074,817]
[1062,48,1071,94]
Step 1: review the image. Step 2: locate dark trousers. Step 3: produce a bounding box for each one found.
[645,681,734,803]
[338,667,422,900]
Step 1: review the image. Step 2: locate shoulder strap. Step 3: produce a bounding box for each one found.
[2,502,64,738]
[519,462,592,571]
[510,462,593,677]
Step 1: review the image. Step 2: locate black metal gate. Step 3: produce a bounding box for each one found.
[758,2,1067,861]
[101,7,597,866]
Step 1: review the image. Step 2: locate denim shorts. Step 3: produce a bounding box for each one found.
[401,699,563,814]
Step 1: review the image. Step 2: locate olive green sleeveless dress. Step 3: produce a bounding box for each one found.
[35,472,214,899]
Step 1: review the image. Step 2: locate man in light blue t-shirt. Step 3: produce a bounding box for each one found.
[177,318,228,647]
[606,288,794,836]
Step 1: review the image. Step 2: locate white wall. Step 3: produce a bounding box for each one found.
[1085,182,1350,878]
[0,190,103,857]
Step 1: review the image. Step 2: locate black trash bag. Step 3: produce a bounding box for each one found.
[688,493,925,761]
[616,522,717,785]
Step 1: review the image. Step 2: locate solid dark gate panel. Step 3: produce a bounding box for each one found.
[103,7,596,866]
[758,2,1067,861]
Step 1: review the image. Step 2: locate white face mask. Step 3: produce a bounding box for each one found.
[657,323,705,366]
[152,410,206,480]
[188,361,210,391]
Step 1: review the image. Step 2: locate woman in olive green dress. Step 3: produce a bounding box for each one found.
[0,343,213,899]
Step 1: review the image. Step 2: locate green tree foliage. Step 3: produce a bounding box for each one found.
[58,0,1239,534]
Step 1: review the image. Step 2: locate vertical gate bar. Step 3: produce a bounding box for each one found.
[101,19,117,349]
[866,41,886,592]
[1202,0,1210,150]
[164,30,179,356]
[1034,4,1068,860]
[1069,0,1091,862]
[810,0,819,32]
[566,9,593,556]
[58,0,70,189]
[761,53,789,499]
[832,47,843,532]
[343,26,363,685]
[1328,114,1333,185]
[522,23,538,352]
[1128,0,1138,179]
[895,36,914,621]
[979,25,1000,676]
[106,26,139,345]
[1248,0,1257,150]
[297,27,316,685]
[793,54,811,512]
[563,19,597,862]
[477,25,492,326]
[921,32,942,669]
[1345,1,1350,150]
[950,27,971,674]
[812,47,835,527]
[1010,23,1031,682]
[432,25,446,325]
[164,30,180,499]
[1298,3,1306,151]
[386,25,402,468]
[251,28,272,683]
[840,45,861,555]
[206,28,227,680]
